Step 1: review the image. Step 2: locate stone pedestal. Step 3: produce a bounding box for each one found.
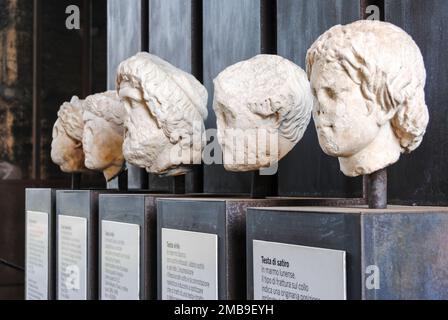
[25,188,57,300]
[98,193,181,300]
[156,197,314,300]
[246,206,448,300]
[56,190,114,300]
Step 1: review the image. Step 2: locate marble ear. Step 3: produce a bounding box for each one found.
[375,106,396,126]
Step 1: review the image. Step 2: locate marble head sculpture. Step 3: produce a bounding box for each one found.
[82,91,126,182]
[306,20,429,177]
[213,54,313,172]
[116,52,208,176]
[51,96,87,173]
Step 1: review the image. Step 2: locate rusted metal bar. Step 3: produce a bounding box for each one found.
[250,170,278,199]
[71,173,82,190]
[368,168,388,209]
[118,169,128,192]
[172,175,186,195]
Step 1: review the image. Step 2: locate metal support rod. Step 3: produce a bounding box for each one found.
[188,165,204,194]
[172,175,186,195]
[127,165,149,190]
[250,171,278,199]
[118,170,128,192]
[71,173,82,190]
[367,168,388,209]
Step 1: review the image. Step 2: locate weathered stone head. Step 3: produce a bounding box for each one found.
[213,54,313,172]
[51,96,87,173]
[306,20,429,177]
[116,52,208,176]
[82,91,126,182]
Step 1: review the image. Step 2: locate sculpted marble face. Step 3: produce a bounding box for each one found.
[51,97,87,173]
[213,54,313,172]
[82,91,126,182]
[311,61,380,157]
[306,20,429,177]
[116,52,208,176]
[119,84,170,173]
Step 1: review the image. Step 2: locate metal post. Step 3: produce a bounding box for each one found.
[367,168,388,209]
[250,171,278,199]
[71,173,82,190]
[172,175,186,195]
[118,170,128,192]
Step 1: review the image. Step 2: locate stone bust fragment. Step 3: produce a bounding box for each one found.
[82,91,126,182]
[51,96,87,173]
[306,20,429,177]
[116,52,208,176]
[213,54,313,172]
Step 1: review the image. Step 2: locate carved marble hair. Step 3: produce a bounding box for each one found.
[116,52,208,176]
[51,96,87,173]
[57,96,85,142]
[213,54,313,172]
[306,20,429,176]
[82,90,126,181]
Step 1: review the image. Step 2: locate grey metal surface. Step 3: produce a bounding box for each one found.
[246,207,362,300]
[99,193,188,300]
[247,206,448,300]
[362,210,448,300]
[276,0,363,198]
[25,188,56,300]
[99,194,146,299]
[56,190,106,300]
[385,0,448,206]
[157,197,305,300]
[202,0,261,194]
[157,199,227,299]
[107,0,142,90]
[149,0,193,73]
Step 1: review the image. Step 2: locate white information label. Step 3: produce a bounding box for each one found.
[57,215,87,300]
[161,228,218,300]
[25,211,49,300]
[101,220,140,300]
[253,240,347,300]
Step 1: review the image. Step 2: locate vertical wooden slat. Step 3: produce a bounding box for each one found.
[385,0,448,205]
[149,0,194,73]
[81,0,92,98]
[260,0,277,55]
[107,0,147,189]
[148,0,203,193]
[203,0,262,195]
[276,0,362,198]
[107,0,142,89]
[32,0,42,180]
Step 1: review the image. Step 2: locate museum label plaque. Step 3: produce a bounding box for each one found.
[25,211,49,300]
[57,215,88,300]
[161,228,218,300]
[253,240,347,300]
[101,220,140,300]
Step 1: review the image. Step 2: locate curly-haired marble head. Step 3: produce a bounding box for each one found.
[213,54,313,172]
[116,52,208,176]
[51,96,88,173]
[306,20,429,177]
[82,90,127,182]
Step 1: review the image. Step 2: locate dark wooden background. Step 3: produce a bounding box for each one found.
[0,0,447,299]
